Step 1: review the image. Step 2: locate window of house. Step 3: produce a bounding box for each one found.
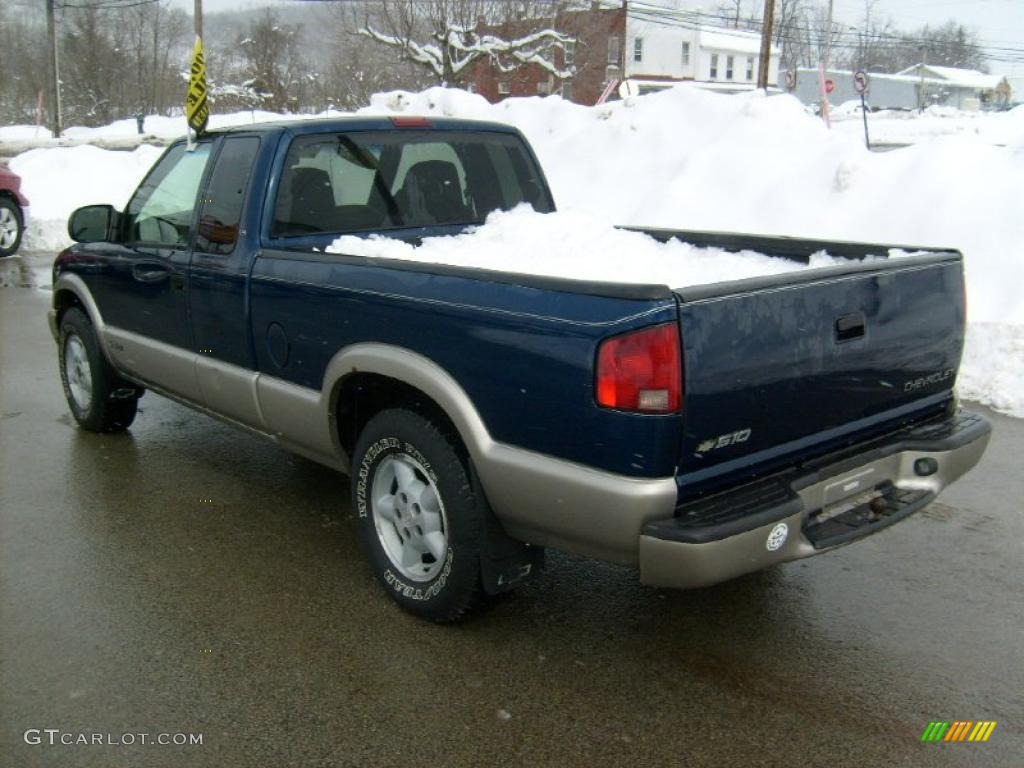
[710,54,719,79]
[746,57,754,81]
[498,82,511,95]
[681,42,691,67]
[561,80,573,101]
[564,41,575,66]
[633,37,643,63]
[726,55,734,80]
[607,37,620,65]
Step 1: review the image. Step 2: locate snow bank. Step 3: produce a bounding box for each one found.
[328,206,849,287]
[830,103,1024,146]
[0,124,54,141]
[9,144,163,251]
[6,84,1022,416]
[359,86,1024,327]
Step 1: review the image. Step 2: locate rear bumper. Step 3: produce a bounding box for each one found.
[638,410,991,590]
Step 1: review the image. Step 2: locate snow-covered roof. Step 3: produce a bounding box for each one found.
[896,65,1004,90]
[698,27,775,56]
[797,67,1001,89]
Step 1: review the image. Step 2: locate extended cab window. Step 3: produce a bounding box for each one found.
[196,137,260,255]
[271,130,552,238]
[124,142,211,247]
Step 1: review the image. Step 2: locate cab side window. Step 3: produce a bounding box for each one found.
[196,137,260,255]
[124,143,211,247]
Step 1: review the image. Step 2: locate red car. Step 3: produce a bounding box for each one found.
[0,164,29,257]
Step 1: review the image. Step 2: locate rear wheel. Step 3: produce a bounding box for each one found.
[352,408,486,622]
[0,198,23,257]
[58,307,140,432]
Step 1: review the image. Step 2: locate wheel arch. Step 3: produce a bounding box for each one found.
[52,274,113,361]
[0,189,24,216]
[323,344,494,471]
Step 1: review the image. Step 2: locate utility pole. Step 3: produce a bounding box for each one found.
[820,0,835,121]
[918,45,926,111]
[45,0,62,138]
[756,0,775,89]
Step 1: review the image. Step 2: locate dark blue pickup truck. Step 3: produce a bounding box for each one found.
[50,116,991,621]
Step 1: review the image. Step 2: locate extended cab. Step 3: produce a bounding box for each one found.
[50,117,991,621]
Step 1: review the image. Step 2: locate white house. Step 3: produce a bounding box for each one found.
[622,14,779,93]
[895,65,1011,110]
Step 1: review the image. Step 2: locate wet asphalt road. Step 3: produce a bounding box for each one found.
[1,253,1022,768]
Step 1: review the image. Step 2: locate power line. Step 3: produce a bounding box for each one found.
[626,2,1024,64]
[57,0,161,8]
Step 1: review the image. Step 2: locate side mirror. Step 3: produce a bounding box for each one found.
[68,205,119,243]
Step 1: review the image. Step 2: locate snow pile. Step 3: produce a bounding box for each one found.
[830,103,1024,146]
[0,110,309,145]
[357,87,1024,330]
[328,205,850,287]
[7,84,1023,416]
[9,144,163,251]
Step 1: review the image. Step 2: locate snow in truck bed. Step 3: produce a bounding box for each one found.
[326,206,856,287]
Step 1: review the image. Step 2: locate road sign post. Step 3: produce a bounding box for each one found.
[853,69,871,150]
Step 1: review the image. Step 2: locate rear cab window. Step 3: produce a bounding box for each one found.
[270,130,552,240]
[196,136,261,255]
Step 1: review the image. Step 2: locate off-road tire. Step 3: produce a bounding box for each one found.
[58,307,139,432]
[352,408,486,622]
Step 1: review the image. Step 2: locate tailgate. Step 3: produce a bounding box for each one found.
[674,253,965,491]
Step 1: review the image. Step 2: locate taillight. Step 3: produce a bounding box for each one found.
[595,323,682,413]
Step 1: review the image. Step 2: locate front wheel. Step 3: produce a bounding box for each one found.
[352,409,486,622]
[58,307,140,432]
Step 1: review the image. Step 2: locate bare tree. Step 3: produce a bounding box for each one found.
[354,0,575,85]
[714,0,744,29]
[237,10,311,113]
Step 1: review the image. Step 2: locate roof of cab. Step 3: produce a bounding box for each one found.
[211,115,521,137]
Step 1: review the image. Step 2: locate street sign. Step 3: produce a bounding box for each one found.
[785,69,796,92]
[853,70,871,150]
[825,79,835,95]
[853,69,869,95]
[596,78,619,105]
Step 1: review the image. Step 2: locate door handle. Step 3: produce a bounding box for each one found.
[131,263,170,284]
[835,312,866,342]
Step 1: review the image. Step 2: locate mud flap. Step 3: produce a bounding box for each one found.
[470,459,544,595]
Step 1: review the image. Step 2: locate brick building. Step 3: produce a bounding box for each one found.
[472,3,779,105]
[472,4,626,106]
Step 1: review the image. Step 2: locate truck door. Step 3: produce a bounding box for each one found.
[189,135,264,425]
[100,140,213,401]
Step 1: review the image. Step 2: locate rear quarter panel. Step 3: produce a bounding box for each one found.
[249,251,683,477]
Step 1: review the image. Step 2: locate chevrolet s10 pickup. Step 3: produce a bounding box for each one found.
[50,116,991,621]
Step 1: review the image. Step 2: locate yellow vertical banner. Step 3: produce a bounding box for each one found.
[187,36,209,136]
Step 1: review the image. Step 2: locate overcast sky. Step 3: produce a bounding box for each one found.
[173,0,1024,76]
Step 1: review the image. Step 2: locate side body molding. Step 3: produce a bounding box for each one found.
[47,288,678,565]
